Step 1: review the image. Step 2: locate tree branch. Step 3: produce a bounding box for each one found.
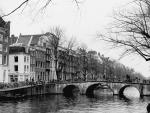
[1,0,81,17]
[2,0,29,17]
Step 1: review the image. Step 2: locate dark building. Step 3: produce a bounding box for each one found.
[57,48,83,81]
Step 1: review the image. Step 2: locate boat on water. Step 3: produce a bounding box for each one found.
[0,85,32,100]
[0,91,26,100]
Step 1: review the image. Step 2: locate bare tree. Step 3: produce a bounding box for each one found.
[66,36,78,51]
[47,27,65,80]
[47,28,78,81]
[77,44,88,81]
[98,0,150,61]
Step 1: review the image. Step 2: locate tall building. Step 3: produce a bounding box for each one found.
[0,17,10,83]
[12,33,57,82]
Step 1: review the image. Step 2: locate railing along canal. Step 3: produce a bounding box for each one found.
[0,79,149,91]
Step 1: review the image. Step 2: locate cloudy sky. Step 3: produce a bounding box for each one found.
[0,0,150,77]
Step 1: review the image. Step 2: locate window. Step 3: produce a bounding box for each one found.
[0,44,2,51]
[32,58,34,64]
[27,65,29,72]
[3,45,7,52]
[24,56,26,62]
[43,72,45,80]
[30,66,32,72]
[14,56,18,62]
[33,51,35,56]
[0,34,3,41]
[0,54,2,64]
[24,65,26,72]
[14,65,18,71]
[41,62,42,68]
[3,70,6,82]
[36,61,37,67]
[43,43,46,47]
[27,56,29,63]
[30,57,32,64]
[3,55,7,65]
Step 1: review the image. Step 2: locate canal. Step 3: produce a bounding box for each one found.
[0,94,148,113]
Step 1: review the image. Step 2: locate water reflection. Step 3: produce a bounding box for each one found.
[0,94,149,113]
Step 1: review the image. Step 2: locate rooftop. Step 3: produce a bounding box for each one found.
[17,35,31,46]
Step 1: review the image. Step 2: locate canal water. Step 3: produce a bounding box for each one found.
[0,94,148,113]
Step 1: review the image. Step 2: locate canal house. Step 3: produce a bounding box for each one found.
[0,17,10,83]
[9,44,30,82]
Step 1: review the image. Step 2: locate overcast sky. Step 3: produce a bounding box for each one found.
[0,0,150,77]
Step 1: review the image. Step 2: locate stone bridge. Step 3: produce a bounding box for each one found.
[1,81,150,98]
[50,81,150,96]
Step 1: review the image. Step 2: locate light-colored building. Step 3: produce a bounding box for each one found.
[0,17,10,83]
[9,45,30,82]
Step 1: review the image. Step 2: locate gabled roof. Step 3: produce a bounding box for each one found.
[17,34,44,46]
[17,35,32,46]
[30,34,43,46]
[16,32,55,47]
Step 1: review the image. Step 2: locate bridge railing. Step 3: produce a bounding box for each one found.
[0,78,149,90]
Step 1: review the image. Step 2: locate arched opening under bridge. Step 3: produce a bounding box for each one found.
[119,85,140,98]
[63,85,80,97]
[86,83,113,97]
[86,83,101,97]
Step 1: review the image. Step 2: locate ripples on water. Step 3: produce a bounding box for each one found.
[0,94,149,113]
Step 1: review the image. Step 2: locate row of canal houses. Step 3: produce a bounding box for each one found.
[9,33,57,83]
[9,33,91,83]
[0,17,98,83]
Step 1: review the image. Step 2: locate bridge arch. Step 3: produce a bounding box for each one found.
[119,85,140,98]
[85,83,101,97]
[63,85,80,97]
